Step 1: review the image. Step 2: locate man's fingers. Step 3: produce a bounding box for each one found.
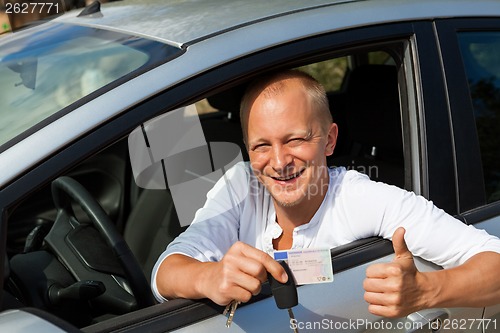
[232,241,288,283]
[364,291,385,305]
[232,255,269,284]
[364,275,406,293]
[363,230,422,318]
[367,304,401,318]
[364,277,387,293]
[229,272,262,298]
[263,259,288,284]
[366,263,386,278]
[392,227,412,259]
[366,263,402,279]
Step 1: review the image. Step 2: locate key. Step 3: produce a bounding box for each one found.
[268,260,299,333]
[223,300,240,327]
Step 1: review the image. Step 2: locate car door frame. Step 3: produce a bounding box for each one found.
[436,17,500,329]
[435,17,500,224]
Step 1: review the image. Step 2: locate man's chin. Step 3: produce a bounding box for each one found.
[271,193,305,208]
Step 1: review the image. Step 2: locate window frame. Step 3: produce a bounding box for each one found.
[436,18,500,220]
[404,21,459,215]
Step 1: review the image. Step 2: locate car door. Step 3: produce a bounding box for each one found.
[110,21,485,332]
[437,18,500,333]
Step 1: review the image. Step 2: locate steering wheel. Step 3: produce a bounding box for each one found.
[48,176,155,310]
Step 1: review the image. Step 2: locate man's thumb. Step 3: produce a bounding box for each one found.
[392,227,412,259]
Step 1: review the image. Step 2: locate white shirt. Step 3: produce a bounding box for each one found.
[151,162,500,302]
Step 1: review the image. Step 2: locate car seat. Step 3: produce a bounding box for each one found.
[123,89,249,284]
[330,64,405,187]
[123,188,185,284]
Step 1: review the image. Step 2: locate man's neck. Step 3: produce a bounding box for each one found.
[274,193,324,228]
[272,177,330,250]
[272,195,323,250]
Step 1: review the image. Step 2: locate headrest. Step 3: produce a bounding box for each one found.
[206,84,248,120]
[345,65,402,153]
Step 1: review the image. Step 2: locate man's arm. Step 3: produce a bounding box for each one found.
[156,241,288,306]
[363,227,500,318]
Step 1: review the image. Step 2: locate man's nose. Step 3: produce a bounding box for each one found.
[271,145,292,173]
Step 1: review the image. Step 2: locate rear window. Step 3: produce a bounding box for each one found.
[458,31,500,203]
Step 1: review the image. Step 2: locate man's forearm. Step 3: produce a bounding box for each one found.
[155,242,287,306]
[156,254,215,301]
[424,251,500,309]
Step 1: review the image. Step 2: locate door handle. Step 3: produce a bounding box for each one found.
[406,309,449,333]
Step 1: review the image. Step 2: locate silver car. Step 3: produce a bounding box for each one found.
[0,0,499,332]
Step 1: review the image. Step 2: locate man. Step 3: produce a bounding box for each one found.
[152,70,500,318]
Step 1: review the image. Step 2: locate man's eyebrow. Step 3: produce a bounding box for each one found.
[287,129,312,139]
[248,129,312,146]
[248,138,268,147]
[303,130,313,139]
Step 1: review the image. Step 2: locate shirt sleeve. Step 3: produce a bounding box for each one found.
[150,162,251,302]
[339,171,500,269]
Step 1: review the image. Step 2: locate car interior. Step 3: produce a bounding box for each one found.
[2,48,404,328]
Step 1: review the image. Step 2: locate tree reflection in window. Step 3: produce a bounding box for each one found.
[459,31,500,203]
[469,77,500,202]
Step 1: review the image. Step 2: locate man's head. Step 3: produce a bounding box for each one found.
[240,70,332,143]
[240,70,338,208]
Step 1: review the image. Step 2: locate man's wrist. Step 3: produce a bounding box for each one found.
[418,270,446,309]
[193,261,217,300]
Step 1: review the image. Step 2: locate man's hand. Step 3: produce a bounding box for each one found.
[199,241,288,306]
[363,227,429,318]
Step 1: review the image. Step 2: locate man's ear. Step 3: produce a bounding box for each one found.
[325,123,338,156]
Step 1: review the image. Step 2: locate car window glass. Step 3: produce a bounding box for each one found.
[197,50,393,117]
[298,51,404,188]
[368,51,395,65]
[458,32,500,203]
[0,23,181,148]
[298,57,349,92]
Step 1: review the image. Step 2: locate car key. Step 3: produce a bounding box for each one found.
[223,300,240,327]
[268,260,299,333]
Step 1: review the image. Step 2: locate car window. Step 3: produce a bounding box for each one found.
[129,49,405,230]
[0,22,181,148]
[458,32,500,203]
[298,57,349,92]
[298,51,394,93]
[300,51,404,188]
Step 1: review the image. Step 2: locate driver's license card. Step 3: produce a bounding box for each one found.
[273,248,333,285]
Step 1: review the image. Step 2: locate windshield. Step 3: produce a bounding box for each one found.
[0,22,181,148]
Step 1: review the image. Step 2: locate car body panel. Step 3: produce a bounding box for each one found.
[0,310,68,333]
[171,256,483,333]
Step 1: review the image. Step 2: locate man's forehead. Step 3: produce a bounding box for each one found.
[259,78,305,98]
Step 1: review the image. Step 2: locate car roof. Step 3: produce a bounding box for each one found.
[54,0,346,47]
[55,0,500,47]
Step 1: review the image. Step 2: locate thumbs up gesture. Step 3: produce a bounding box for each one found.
[363,227,428,318]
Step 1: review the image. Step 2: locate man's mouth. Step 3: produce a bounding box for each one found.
[271,169,304,182]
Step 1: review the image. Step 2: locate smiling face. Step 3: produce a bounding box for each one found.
[246,78,337,209]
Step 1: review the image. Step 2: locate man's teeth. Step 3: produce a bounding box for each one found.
[276,173,299,181]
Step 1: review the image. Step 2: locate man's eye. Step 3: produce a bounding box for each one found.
[252,144,269,151]
[288,138,305,145]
